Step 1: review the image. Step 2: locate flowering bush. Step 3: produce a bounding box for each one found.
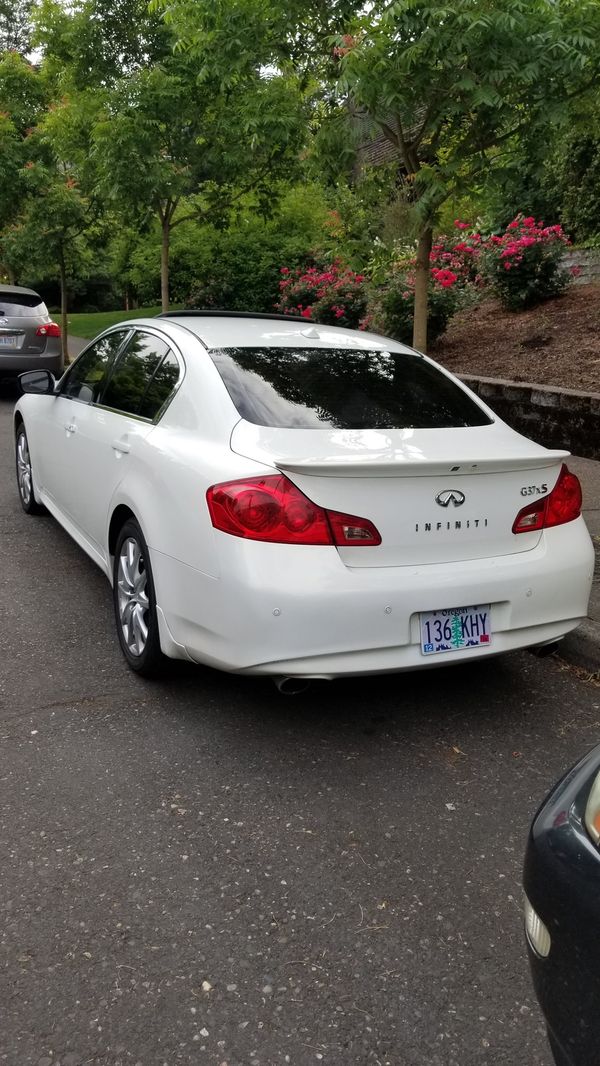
[374,272,460,346]
[482,215,572,310]
[275,261,370,329]
[430,225,486,290]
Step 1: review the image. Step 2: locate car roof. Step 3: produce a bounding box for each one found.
[158,311,413,353]
[0,284,42,297]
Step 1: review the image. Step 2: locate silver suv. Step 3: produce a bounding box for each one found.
[0,285,63,382]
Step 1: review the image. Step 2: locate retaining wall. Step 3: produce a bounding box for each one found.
[461,374,600,460]
[563,248,600,285]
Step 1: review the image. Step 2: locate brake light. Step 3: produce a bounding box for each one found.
[512,464,582,534]
[36,322,61,337]
[206,475,381,546]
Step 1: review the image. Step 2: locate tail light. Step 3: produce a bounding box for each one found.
[206,475,381,546]
[36,322,61,337]
[512,464,582,534]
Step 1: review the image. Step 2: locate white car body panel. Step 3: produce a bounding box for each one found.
[14,314,594,679]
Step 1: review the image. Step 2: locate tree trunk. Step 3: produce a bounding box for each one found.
[161,219,170,313]
[59,253,69,366]
[7,265,16,285]
[413,226,433,352]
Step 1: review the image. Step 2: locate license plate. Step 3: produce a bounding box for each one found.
[0,334,21,348]
[420,604,491,656]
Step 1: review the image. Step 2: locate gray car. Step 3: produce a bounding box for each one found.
[0,285,63,382]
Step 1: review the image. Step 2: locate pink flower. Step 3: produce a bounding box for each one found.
[432,268,458,288]
[454,220,470,229]
[301,306,313,319]
[280,267,289,275]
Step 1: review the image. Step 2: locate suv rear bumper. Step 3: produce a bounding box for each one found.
[0,350,64,379]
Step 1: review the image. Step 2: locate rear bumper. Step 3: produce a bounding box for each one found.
[524,745,600,1066]
[150,516,594,675]
[0,348,63,379]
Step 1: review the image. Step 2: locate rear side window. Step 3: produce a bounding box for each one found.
[62,330,129,402]
[138,350,180,419]
[0,291,47,317]
[101,332,178,419]
[209,347,492,430]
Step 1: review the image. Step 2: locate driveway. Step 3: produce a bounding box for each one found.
[1,391,598,1066]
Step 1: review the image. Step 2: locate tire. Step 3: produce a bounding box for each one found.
[15,422,45,515]
[113,518,165,677]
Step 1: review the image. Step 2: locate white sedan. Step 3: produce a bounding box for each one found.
[14,312,594,690]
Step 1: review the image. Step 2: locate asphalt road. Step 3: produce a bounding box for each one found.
[1,389,599,1066]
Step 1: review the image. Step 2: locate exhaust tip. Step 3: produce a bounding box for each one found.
[528,639,563,659]
[273,677,312,695]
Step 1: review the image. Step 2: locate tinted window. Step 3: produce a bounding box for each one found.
[209,347,492,430]
[62,331,129,403]
[0,291,47,317]
[101,332,176,418]
[138,350,180,419]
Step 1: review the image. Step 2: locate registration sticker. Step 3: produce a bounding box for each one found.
[420,604,491,656]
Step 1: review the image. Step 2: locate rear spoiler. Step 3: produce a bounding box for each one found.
[275,452,569,478]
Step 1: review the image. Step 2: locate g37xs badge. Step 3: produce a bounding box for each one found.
[435,489,466,508]
[520,483,548,497]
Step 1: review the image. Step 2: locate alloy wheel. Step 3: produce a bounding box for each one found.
[116,537,150,656]
[16,431,33,507]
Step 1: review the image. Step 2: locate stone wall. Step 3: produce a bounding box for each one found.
[563,248,600,285]
[461,374,600,460]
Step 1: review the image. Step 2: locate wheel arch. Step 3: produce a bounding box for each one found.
[108,504,138,558]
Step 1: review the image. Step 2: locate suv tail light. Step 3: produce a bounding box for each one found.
[512,464,582,534]
[207,475,381,546]
[36,322,61,337]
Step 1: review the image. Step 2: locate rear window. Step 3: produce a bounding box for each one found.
[209,347,492,430]
[0,291,46,317]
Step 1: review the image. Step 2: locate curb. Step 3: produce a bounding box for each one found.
[559,619,600,674]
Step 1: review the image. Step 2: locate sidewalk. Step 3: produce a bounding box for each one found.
[66,334,88,360]
[560,455,600,670]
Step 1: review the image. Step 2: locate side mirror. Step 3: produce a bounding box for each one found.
[19,369,56,395]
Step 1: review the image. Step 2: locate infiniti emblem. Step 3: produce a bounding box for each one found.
[435,489,466,508]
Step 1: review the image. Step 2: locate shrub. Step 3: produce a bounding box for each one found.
[482,215,571,310]
[373,273,460,346]
[275,261,370,329]
[430,226,485,289]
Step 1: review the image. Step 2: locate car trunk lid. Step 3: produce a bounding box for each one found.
[230,421,568,566]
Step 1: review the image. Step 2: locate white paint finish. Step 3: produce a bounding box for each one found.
[149,519,594,675]
[14,314,594,679]
[230,420,568,474]
[164,315,411,352]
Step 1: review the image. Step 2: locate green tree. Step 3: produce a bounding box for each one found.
[0,52,50,281]
[158,0,600,349]
[32,0,171,89]
[93,55,304,310]
[4,167,99,359]
[336,0,600,349]
[0,0,33,55]
[3,87,104,358]
[550,97,600,242]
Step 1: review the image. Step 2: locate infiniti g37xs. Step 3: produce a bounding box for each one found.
[13,312,594,681]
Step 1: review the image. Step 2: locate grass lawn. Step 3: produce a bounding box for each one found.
[67,305,183,340]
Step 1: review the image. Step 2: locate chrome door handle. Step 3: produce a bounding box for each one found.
[112,438,130,454]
